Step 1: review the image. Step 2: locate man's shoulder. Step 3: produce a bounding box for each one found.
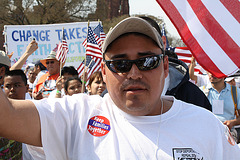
[39,72,49,80]
[175,98,213,117]
[34,93,105,111]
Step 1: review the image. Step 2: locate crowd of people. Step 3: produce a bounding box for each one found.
[0,39,106,159]
[0,16,239,159]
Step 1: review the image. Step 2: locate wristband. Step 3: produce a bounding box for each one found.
[84,81,87,84]
[56,90,61,94]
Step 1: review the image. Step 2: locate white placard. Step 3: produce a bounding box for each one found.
[4,21,99,69]
[212,99,224,114]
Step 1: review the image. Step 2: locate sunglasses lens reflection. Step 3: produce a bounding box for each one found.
[105,55,163,73]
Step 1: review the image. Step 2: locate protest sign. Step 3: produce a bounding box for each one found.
[4,21,99,68]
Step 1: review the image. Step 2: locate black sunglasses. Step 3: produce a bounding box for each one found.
[104,55,164,73]
[46,61,55,65]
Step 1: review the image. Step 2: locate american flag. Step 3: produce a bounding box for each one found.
[82,26,102,54]
[156,0,240,78]
[174,47,205,74]
[93,22,106,44]
[56,29,69,63]
[77,55,102,83]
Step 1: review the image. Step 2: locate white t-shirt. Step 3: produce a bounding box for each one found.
[32,94,240,160]
[23,144,45,160]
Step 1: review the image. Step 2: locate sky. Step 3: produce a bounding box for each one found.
[129,0,180,38]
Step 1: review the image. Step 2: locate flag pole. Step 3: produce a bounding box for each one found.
[81,21,90,93]
[59,27,64,76]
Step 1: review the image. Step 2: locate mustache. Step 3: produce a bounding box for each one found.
[120,79,150,91]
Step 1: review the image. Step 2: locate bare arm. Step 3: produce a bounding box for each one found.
[224,109,240,130]
[10,40,38,70]
[189,56,198,83]
[55,76,63,98]
[0,88,42,147]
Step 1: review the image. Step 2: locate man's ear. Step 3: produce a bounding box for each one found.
[163,55,169,78]
[161,36,167,50]
[0,67,6,76]
[101,61,107,83]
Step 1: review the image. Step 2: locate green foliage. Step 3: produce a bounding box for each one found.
[0,0,95,25]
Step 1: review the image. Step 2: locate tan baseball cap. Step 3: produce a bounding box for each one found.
[0,50,11,67]
[102,17,164,54]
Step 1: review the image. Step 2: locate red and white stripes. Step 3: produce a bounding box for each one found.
[156,0,240,78]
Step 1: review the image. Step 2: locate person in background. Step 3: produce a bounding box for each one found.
[87,71,106,96]
[1,70,31,159]
[64,77,82,96]
[48,66,78,98]
[24,63,34,76]
[201,72,240,142]
[10,40,38,71]
[5,40,39,99]
[189,56,209,87]
[3,70,29,100]
[0,50,11,88]
[33,51,61,99]
[164,50,212,111]
[32,60,47,93]
[27,67,37,98]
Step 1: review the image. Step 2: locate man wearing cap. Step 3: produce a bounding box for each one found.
[0,17,239,159]
[32,51,61,99]
[0,50,11,87]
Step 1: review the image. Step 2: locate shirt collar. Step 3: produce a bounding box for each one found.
[207,82,230,92]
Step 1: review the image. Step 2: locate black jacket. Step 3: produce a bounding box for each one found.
[166,57,212,111]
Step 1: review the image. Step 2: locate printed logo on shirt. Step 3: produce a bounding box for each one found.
[172,148,203,160]
[87,115,111,137]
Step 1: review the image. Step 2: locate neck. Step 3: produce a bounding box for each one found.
[49,72,59,76]
[161,99,172,114]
